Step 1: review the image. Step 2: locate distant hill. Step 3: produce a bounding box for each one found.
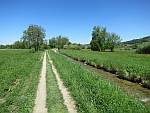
[121,36,150,50]
[123,36,150,45]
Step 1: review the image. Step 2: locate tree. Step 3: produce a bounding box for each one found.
[136,45,150,54]
[49,35,69,49]
[22,25,45,51]
[56,35,69,49]
[90,39,99,51]
[49,37,56,48]
[105,33,121,52]
[21,30,31,49]
[0,45,6,49]
[13,41,25,49]
[90,26,121,52]
[40,39,48,50]
[90,26,107,51]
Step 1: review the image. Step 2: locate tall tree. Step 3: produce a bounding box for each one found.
[56,35,69,49]
[105,33,121,51]
[49,36,69,49]
[90,26,121,52]
[90,26,107,51]
[12,41,23,49]
[49,37,56,48]
[22,25,45,51]
[21,30,31,49]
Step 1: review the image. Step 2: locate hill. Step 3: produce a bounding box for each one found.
[123,36,150,45]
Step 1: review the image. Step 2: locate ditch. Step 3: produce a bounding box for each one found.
[60,53,150,106]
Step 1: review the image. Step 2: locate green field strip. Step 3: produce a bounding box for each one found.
[60,49,150,88]
[49,50,150,113]
[0,50,43,113]
[46,54,68,113]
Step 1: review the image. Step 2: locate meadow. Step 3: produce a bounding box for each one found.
[0,49,149,113]
[48,50,150,113]
[0,50,42,113]
[60,49,150,88]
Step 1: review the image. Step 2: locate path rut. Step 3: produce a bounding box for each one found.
[47,53,77,113]
[33,52,47,113]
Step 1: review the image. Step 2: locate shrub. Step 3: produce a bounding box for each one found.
[136,45,150,54]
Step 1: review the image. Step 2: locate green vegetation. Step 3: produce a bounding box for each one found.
[64,43,85,50]
[136,45,150,54]
[0,24,149,112]
[48,50,149,113]
[0,25,46,51]
[90,26,121,52]
[21,25,46,51]
[60,49,150,88]
[46,55,68,113]
[0,50,43,113]
[49,35,69,49]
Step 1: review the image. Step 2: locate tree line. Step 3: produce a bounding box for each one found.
[0,25,121,52]
[49,36,70,49]
[0,25,47,50]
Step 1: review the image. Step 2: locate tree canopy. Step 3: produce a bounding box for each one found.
[21,25,46,51]
[90,26,121,52]
[49,35,69,49]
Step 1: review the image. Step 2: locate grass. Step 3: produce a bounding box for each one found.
[48,50,149,113]
[60,49,150,88]
[0,49,43,113]
[46,54,68,113]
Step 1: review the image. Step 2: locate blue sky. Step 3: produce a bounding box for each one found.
[0,0,150,44]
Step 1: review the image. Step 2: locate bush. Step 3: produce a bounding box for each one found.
[136,45,150,54]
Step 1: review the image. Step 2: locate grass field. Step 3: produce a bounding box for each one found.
[0,50,43,113]
[60,49,150,88]
[48,50,150,113]
[0,49,149,113]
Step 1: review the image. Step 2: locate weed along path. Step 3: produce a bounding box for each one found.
[47,53,77,113]
[33,52,47,113]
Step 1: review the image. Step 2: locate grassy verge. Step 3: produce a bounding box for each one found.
[0,50,43,113]
[49,50,149,113]
[60,49,150,88]
[46,53,68,113]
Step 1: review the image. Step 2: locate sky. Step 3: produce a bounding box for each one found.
[0,0,150,44]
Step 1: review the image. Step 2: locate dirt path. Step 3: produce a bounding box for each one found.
[47,53,77,113]
[33,52,47,113]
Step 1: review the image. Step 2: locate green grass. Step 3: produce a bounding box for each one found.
[0,50,43,113]
[48,50,149,113]
[46,54,68,113]
[60,49,150,88]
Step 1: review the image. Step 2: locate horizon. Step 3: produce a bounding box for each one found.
[0,0,150,45]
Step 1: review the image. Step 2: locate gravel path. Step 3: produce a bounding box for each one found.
[33,52,47,113]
